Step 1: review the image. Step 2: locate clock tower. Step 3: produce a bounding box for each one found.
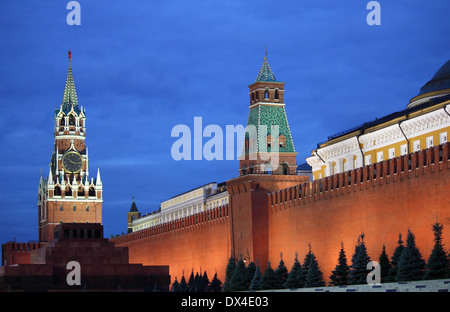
[37,51,103,242]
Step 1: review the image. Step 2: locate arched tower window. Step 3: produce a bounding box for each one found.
[78,186,85,197]
[264,89,269,99]
[69,115,75,126]
[274,89,279,100]
[54,186,61,196]
[89,187,95,197]
[280,162,289,175]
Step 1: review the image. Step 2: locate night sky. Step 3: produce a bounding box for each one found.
[0,1,449,243]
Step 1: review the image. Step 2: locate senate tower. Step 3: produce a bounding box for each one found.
[37,51,103,242]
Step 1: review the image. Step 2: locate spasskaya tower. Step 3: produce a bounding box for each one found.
[37,51,103,242]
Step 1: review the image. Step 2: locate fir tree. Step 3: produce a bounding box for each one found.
[197,271,210,292]
[208,272,223,292]
[349,233,371,285]
[378,245,392,283]
[275,253,288,288]
[304,252,325,288]
[424,223,449,280]
[245,261,256,290]
[397,229,425,282]
[301,245,313,287]
[190,272,200,292]
[230,258,248,291]
[260,262,280,290]
[223,255,236,292]
[249,261,263,291]
[283,253,305,289]
[177,274,188,292]
[187,269,195,291]
[329,242,350,286]
[171,276,179,292]
[386,233,404,282]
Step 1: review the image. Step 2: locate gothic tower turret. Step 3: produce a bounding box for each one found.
[38,51,103,242]
[127,198,141,234]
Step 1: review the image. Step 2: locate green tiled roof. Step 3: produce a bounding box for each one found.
[255,58,277,82]
[245,104,295,153]
[62,64,79,110]
[55,59,82,116]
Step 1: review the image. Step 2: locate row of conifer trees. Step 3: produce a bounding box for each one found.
[222,222,450,291]
[169,222,449,291]
[170,270,223,292]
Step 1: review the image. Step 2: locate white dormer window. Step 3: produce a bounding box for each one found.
[377,151,383,162]
[426,136,433,149]
[440,132,447,144]
[389,148,395,159]
[413,140,420,152]
[401,144,407,156]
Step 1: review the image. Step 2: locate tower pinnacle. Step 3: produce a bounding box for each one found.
[68,49,72,66]
[62,50,78,109]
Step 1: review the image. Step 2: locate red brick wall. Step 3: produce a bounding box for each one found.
[112,144,449,288]
[111,206,231,284]
[1,242,46,266]
[227,175,309,271]
[268,144,450,284]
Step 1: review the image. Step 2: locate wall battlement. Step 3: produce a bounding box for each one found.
[269,142,449,208]
[112,205,231,283]
[112,143,449,286]
[112,205,229,244]
[2,242,47,266]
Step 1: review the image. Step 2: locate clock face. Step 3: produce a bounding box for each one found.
[62,151,83,173]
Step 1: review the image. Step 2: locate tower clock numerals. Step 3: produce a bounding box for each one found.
[62,151,83,173]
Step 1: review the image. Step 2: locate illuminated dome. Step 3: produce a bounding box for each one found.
[408,59,450,109]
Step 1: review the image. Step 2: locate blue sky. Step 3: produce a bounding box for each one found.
[0,0,449,242]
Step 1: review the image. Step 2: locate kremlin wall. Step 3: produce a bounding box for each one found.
[112,143,450,285]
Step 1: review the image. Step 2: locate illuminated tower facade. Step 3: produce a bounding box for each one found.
[37,51,103,242]
[240,54,297,176]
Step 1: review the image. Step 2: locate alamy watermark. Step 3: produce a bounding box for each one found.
[66,1,81,25]
[366,1,381,26]
[66,260,81,286]
[66,1,381,27]
[170,117,281,169]
[366,261,381,285]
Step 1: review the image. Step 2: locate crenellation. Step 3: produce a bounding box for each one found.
[267,143,448,211]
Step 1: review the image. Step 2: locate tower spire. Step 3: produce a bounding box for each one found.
[255,52,276,82]
[68,49,72,67]
[96,166,102,186]
[62,50,78,109]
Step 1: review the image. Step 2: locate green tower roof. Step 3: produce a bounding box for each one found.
[245,104,295,153]
[62,50,79,109]
[255,56,277,82]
